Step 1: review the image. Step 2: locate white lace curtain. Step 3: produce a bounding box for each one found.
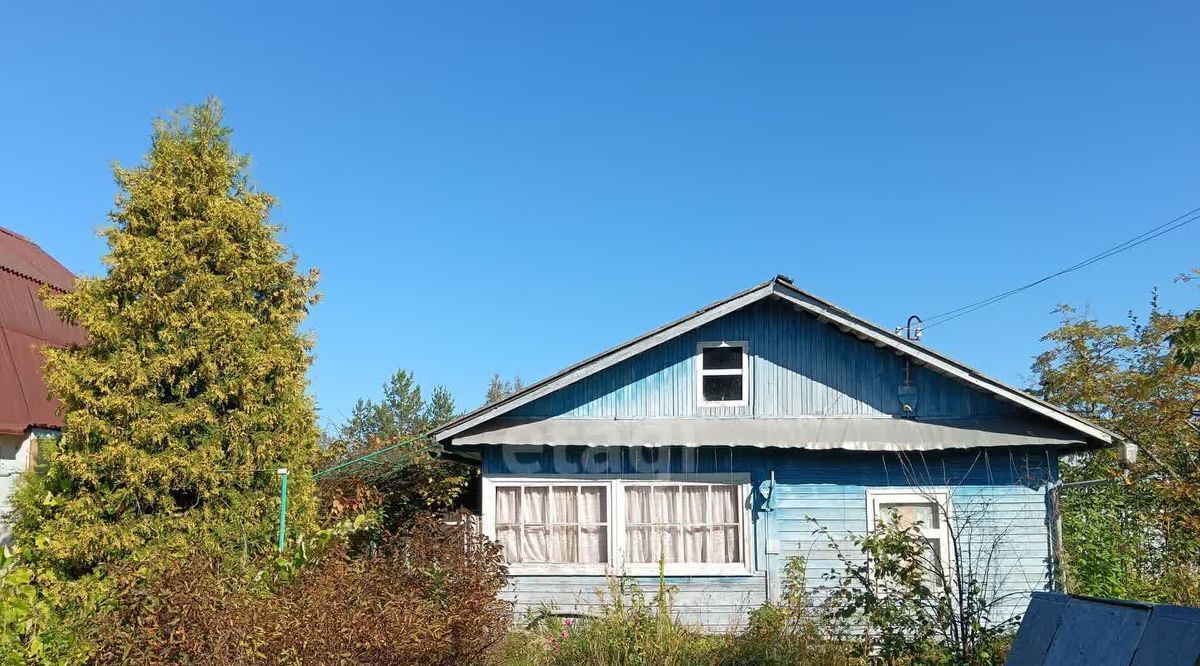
[495,482,741,566]
[625,484,740,564]
[496,485,607,563]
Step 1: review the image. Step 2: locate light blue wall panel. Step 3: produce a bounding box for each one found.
[510,298,1018,421]
[504,575,766,632]
[486,446,1057,630]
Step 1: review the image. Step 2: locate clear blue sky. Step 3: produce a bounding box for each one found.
[4,2,1197,432]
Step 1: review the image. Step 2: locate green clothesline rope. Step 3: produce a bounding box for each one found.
[312,430,435,479]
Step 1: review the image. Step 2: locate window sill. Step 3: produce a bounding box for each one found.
[506,563,756,577]
[619,563,754,577]
[506,563,610,576]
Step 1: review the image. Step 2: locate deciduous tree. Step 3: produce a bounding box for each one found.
[1031,298,1200,603]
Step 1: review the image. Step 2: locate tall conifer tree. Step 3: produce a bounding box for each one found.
[25,100,320,573]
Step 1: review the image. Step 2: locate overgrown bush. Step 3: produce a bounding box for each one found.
[497,524,1019,666]
[0,543,99,665]
[498,562,857,666]
[1059,478,1200,603]
[89,514,510,665]
[497,576,721,666]
[718,557,856,666]
[818,511,1015,666]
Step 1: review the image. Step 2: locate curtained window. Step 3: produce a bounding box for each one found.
[624,483,742,564]
[490,478,749,574]
[494,484,608,564]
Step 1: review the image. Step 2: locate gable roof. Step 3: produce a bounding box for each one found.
[433,276,1120,449]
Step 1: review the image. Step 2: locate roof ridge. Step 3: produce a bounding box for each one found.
[0,227,35,245]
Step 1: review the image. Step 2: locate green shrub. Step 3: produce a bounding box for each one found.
[818,513,1015,666]
[0,542,104,666]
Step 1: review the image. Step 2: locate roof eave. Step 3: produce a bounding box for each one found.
[433,276,1121,449]
[766,281,1120,447]
[432,279,777,442]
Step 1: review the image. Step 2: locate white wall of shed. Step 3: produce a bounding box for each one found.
[0,429,46,544]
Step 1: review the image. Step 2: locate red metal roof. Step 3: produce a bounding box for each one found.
[0,228,84,434]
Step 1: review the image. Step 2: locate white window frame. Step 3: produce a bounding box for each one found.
[482,474,754,576]
[696,341,749,407]
[487,479,613,575]
[865,488,953,577]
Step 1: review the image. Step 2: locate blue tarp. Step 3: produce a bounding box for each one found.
[1007,592,1200,665]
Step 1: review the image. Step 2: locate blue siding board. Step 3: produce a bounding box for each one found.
[503,575,766,632]
[510,299,1019,421]
[486,446,1056,630]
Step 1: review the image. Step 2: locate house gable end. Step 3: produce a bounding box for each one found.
[508,297,1019,421]
[433,278,1117,448]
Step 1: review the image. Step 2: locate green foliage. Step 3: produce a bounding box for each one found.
[1169,270,1200,368]
[0,542,107,665]
[1169,309,1200,369]
[426,385,457,428]
[326,368,471,528]
[499,576,724,666]
[340,369,453,447]
[821,520,941,663]
[1032,299,1200,603]
[499,537,1015,666]
[18,98,321,578]
[486,373,525,405]
[1057,482,1178,600]
[499,561,860,666]
[720,557,856,666]
[818,514,1014,666]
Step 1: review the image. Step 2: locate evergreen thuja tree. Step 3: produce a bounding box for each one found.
[20,99,320,574]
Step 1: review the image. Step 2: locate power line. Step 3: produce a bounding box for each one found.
[919,205,1200,331]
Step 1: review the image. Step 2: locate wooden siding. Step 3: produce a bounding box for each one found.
[485,446,1057,630]
[509,298,1019,421]
[504,576,765,632]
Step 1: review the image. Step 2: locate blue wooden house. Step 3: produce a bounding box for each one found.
[431,276,1127,630]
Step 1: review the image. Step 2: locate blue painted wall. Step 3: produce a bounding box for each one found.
[483,296,1060,629]
[484,446,1057,631]
[510,298,1019,421]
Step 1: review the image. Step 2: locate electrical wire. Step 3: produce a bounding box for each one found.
[919,205,1200,331]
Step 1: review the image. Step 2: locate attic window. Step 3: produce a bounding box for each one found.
[697,342,748,406]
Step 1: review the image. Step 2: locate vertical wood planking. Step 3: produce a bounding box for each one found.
[510,299,1018,421]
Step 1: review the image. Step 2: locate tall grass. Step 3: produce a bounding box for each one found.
[497,576,722,666]
[495,558,859,666]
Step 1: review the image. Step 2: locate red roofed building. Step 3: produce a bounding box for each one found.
[0,227,84,541]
